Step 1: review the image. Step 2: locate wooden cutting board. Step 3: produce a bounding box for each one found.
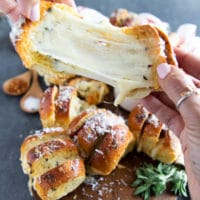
[33,152,176,200]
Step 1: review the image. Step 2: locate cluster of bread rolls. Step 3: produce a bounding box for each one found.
[20,82,183,200]
[128,105,182,164]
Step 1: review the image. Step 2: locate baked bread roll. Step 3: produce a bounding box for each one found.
[68,77,109,105]
[39,86,90,129]
[34,158,85,200]
[128,105,182,164]
[20,127,67,174]
[15,0,176,105]
[20,127,85,200]
[68,109,135,175]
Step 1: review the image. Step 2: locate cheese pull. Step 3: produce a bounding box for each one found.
[14,0,176,105]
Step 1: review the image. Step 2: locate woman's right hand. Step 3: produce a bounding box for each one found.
[141,48,200,199]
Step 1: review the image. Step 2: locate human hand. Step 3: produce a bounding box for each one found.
[141,48,200,199]
[0,0,76,22]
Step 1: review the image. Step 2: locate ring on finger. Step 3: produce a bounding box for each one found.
[176,88,200,110]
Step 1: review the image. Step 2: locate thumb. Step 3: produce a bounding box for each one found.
[156,63,200,127]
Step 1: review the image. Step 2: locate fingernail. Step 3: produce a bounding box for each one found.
[157,63,171,79]
[30,2,40,21]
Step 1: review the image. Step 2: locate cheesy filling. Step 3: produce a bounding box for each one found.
[30,5,156,104]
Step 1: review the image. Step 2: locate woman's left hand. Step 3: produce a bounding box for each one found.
[0,0,76,22]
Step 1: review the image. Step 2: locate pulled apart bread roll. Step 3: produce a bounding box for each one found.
[39,86,90,129]
[20,127,85,200]
[69,109,135,175]
[68,77,109,105]
[15,0,176,105]
[128,105,183,164]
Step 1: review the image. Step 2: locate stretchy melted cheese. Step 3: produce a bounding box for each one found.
[15,1,175,104]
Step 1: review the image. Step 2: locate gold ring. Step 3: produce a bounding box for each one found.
[176,89,199,110]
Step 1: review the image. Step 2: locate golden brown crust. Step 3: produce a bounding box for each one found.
[77,126,100,159]
[39,86,87,130]
[39,86,58,127]
[69,109,135,175]
[138,114,163,153]
[156,27,177,66]
[111,10,177,92]
[68,110,95,136]
[27,138,77,166]
[128,105,182,164]
[20,127,68,174]
[68,77,109,105]
[128,104,149,144]
[35,158,85,200]
[54,86,76,128]
[151,129,182,164]
[88,126,134,175]
[20,128,66,156]
[16,1,51,67]
[15,1,75,84]
[20,126,86,200]
[123,25,172,90]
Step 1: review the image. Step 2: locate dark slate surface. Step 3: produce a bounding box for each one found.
[0,1,199,199]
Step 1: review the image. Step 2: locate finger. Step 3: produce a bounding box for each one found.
[157,63,200,128]
[175,48,200,80]
[17,0,40,21]
[151,91,175,109]
[0,0,20,21]
[140,95,183,135]
[187,74,200,88]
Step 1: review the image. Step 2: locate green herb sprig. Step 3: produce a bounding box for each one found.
[132,162,188,200]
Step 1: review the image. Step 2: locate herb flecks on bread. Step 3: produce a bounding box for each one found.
[15,0,176,105]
